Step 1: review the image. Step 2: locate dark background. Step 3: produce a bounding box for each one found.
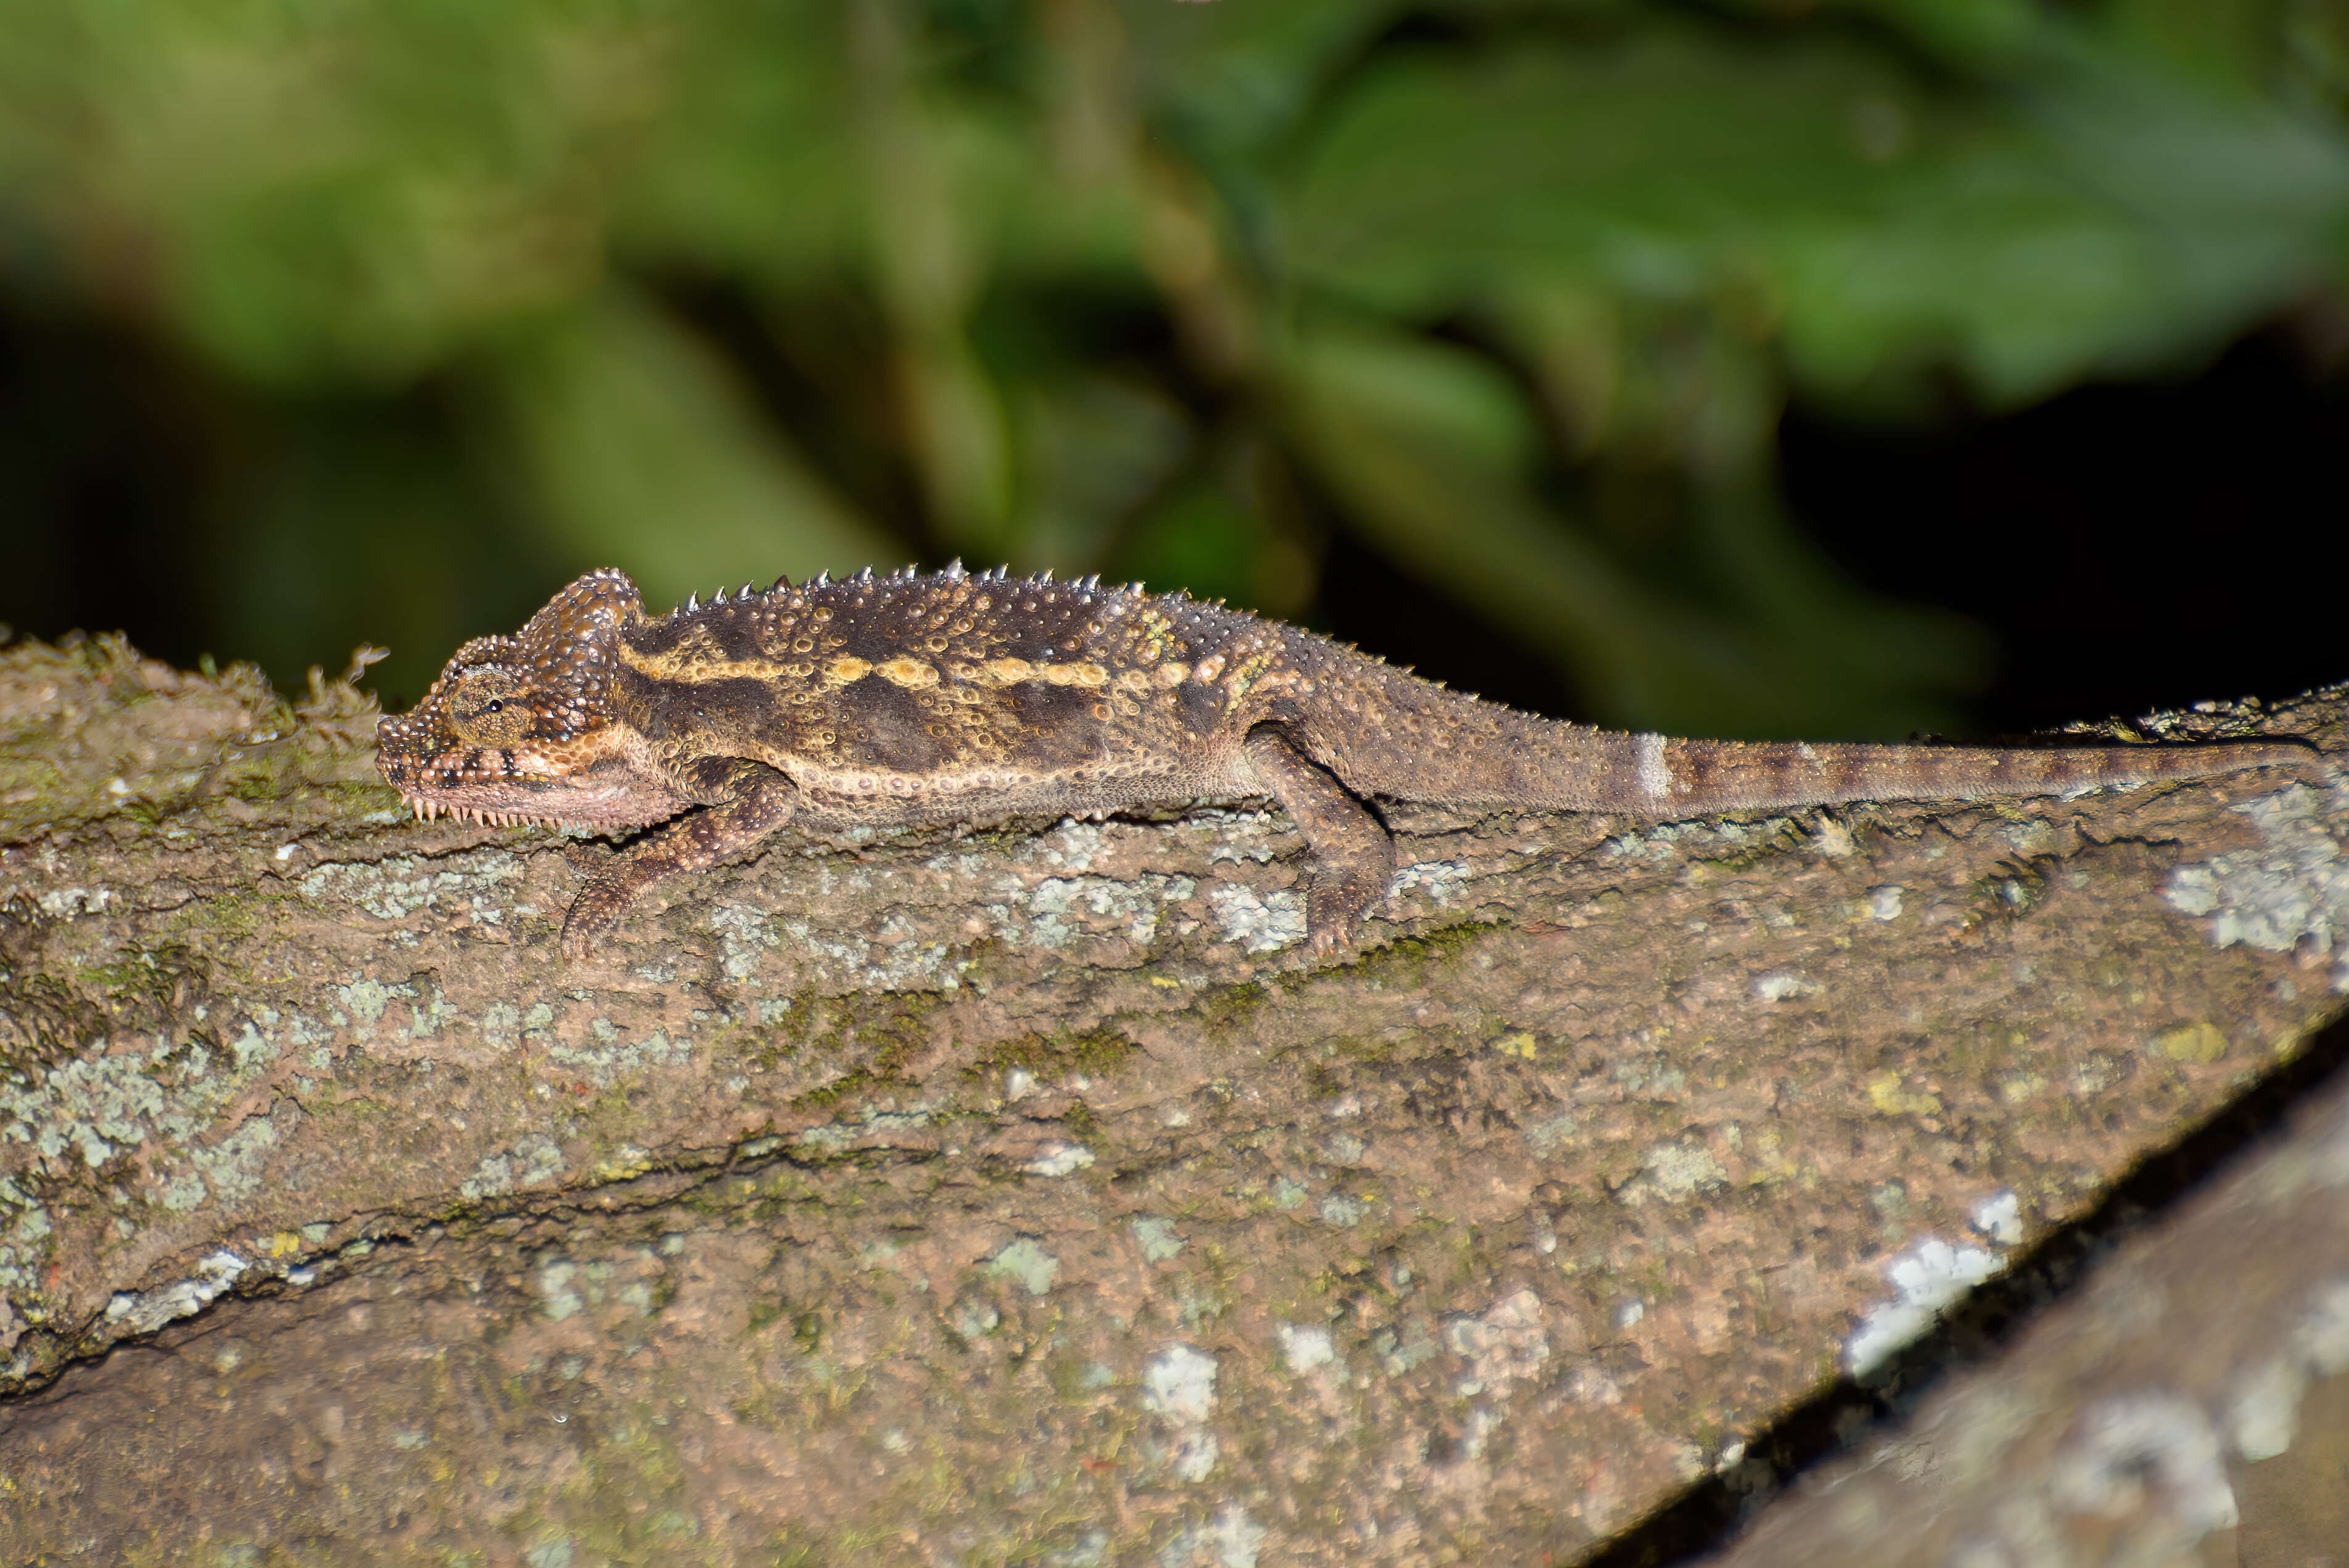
[2,0,2345,738]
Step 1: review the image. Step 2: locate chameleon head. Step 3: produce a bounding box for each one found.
[376,569,687,830]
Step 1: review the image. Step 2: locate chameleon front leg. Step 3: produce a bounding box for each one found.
[562,759,802,958]
[1242,726,1398,957]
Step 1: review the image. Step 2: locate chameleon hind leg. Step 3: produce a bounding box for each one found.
[1242,725,1397,958]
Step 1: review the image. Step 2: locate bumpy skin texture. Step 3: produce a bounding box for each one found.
[377,566,2322,959]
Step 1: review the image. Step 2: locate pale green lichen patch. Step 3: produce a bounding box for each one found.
[530,1250,663,1327]
[461,1136,568,1201]
[952,1296,1003,1340]
[706,904,778,982]
[1604,815,1781,870]
[226,1021,273,1070]
[1140,1342,1221,1482]
[1442,1288,1551,1397]
[586,1146,654,1184]
[793,1107,937,1153]
[2166,781,2349,992]
[535,1257,586,1321]
[33,887,114,920]
[547,1025,690,1087]
[983,1237,1060,1297]
[1157,1506,1267,1566]
[1389,858,1471,910]
[1206,883,1307,954]
[158,1172,208,1211]
[0,1174,55,1297]
[298,850,526,925]
[936,820,1199,933]
[189,1120,281,1210]
[337,979,394,1028]
[1276,1322,1336,1374]
[1524,1110,1579,1156]
[681,811,1290,981]
[1022,819,1118,875]
[407,982,456,1040]
[0,993,297,1229]
[1131,1216,1186,1262]
[5,1051,169,1168]
[769,915,960,992]
[1369,1318,1440,1376]
[0,1028,276,1171]
[1620,1141,1728,1204]
[480,1002,522,1049]
[1025,1142,1094,1176]
[1317,1193,1367,1228]
[999,873,1198,950]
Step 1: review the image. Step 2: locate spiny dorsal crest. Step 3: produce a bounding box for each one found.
[634,563,1153,618]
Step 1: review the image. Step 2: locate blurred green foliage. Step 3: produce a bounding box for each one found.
[1,0,2344,732]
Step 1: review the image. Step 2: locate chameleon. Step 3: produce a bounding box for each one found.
[376,564,2324,960]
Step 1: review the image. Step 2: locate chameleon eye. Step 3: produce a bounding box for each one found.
[447,670,532,745]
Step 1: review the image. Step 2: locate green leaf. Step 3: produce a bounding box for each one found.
[1279,316,1984,735]
[475,287,896,603]
[0,0,672,384]
[1780,58,2349,402]
[1284,30,1926,313]
[1282,25,2349,405]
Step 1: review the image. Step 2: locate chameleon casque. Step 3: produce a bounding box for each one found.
[377,564,2321,959]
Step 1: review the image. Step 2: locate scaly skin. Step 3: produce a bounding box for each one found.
[376,566,2326,959]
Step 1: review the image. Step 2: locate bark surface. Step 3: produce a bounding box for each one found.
[2,633,2345,1566]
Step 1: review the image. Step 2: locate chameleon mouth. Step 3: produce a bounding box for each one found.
[391,783,681,835]
[381,735,688,832]
[397,791,601,831]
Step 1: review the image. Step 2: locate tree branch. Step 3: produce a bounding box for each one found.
[3,633,2344,1562]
